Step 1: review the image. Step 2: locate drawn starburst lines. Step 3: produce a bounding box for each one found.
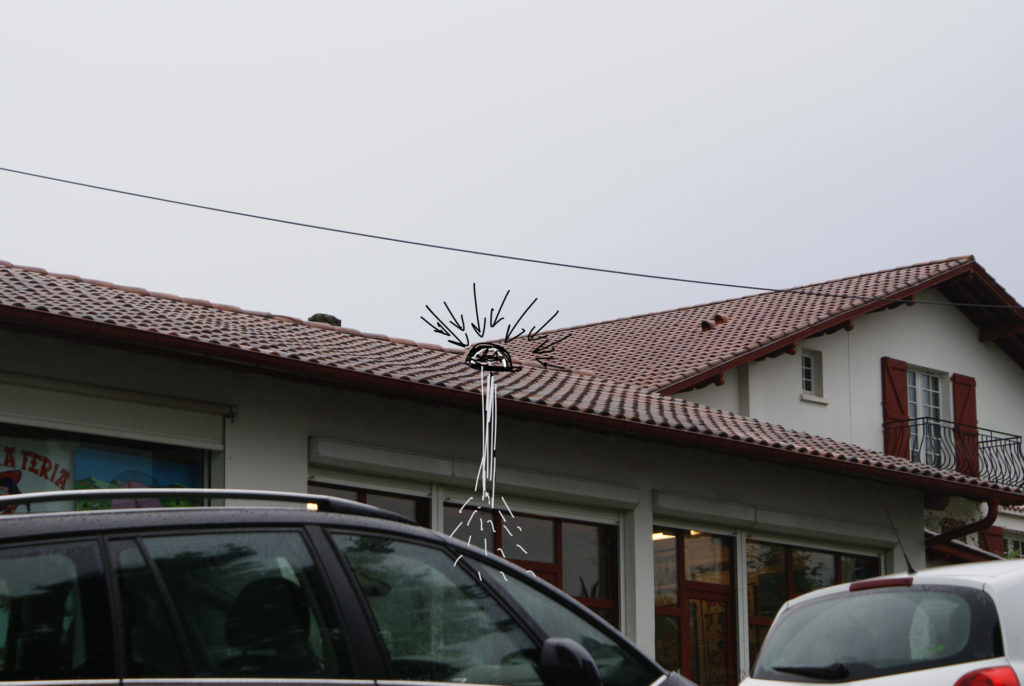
[420,284,571,370]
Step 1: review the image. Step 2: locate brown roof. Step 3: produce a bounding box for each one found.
[504,256,1024,394]
[0,259,1021,503]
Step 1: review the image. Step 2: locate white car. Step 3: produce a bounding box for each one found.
[743,559,1023,686]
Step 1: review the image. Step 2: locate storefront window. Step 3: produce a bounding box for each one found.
[746,540,880,667]
[0,424,206,513]
[563,521,616,603]
[510,514,556,564]
[685,531,732,585]
[308,482,430,526]
[653,532,679,607]
[653,528,735,686]
[746,541,785,619]
[448,505,619,625]
[792,548,835,596]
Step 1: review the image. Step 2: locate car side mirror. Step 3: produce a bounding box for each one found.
[539,637,602,686]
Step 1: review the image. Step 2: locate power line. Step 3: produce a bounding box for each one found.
[1,165,1021,311]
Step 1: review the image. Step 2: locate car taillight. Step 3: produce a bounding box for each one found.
[849,576,913,591]
[954,667,1020,686]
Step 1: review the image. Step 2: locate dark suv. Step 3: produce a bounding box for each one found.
[0,488,691,686]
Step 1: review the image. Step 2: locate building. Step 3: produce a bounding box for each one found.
[1,256,1021,685]
[506,255,1024,560]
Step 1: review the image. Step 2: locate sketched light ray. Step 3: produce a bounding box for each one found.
[424,285,571,574]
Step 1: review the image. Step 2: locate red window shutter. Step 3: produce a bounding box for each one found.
[952,373,979,477]
[982,525,1004,556]
[881,357,909,458]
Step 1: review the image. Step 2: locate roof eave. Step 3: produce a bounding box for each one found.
[495,397,1024,506]
[4,303,1021,506]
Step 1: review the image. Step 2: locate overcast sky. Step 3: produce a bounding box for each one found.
[2,2,1022,345]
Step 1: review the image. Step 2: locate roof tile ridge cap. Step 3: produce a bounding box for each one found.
[535,257,977,336]
[2,260,475,352]
[545,292,774,334]
[512,258,980,338]
[781,256,977,294]
[566,257,977,330]
[2,260,133,286]
[1,261,277,316]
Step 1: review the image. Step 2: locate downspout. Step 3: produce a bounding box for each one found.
[925,497,1000,548]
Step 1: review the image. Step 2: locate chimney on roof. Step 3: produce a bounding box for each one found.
[308,313,342,327]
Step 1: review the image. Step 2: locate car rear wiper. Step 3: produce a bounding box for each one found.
[772,663,849,680]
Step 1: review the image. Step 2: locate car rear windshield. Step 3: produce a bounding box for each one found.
[753,584,1001,682]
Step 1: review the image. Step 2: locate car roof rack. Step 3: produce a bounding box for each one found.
[0,488,416,524]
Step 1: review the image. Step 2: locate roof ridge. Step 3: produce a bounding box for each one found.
[0,259,458,354]
[777,254,974,295]
[513,256,977,336]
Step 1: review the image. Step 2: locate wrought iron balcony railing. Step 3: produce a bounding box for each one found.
[883,418,1024,490]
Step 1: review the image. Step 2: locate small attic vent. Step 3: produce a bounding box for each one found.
[714,313,728,324]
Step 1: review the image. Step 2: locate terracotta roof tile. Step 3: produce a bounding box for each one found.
[0,259,1018,499]
[505,257,976,392]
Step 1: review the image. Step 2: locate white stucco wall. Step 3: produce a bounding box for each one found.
[681,289,1024,453]
[0,326,928,675]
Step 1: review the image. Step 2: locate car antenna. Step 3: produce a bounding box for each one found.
[881,492,916,575]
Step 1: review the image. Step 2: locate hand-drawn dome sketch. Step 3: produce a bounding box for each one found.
[420,285,571,572]
[464,342,521,373]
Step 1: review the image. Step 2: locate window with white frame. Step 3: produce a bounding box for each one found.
[907,369,943,465]
[800,350,823,399]
[1004,534,1024,559]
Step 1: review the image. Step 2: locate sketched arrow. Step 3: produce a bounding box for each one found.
[471,284,487,337]
[489,290,510,328]
[419,315,451,338]
[526,310,559,341]
[423,305,470,347]
[444,301,466,332]
[423,305,455,337]
[504,298,537,343]
[537,357,569,371]
[532,333,571,356]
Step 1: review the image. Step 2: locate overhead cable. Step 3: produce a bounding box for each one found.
[0,165,1020,311]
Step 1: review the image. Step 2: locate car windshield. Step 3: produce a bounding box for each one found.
[753,584,1001,682]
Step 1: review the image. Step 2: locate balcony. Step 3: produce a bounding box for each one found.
[883,418,1024,490]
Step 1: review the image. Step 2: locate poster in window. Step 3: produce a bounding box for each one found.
[0,436,76,513]
[73,445,202,509]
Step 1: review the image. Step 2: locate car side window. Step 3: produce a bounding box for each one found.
[118,531,350,679]
[480,566,662,686]
[0,539,113,681]
[332,533,542,685]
